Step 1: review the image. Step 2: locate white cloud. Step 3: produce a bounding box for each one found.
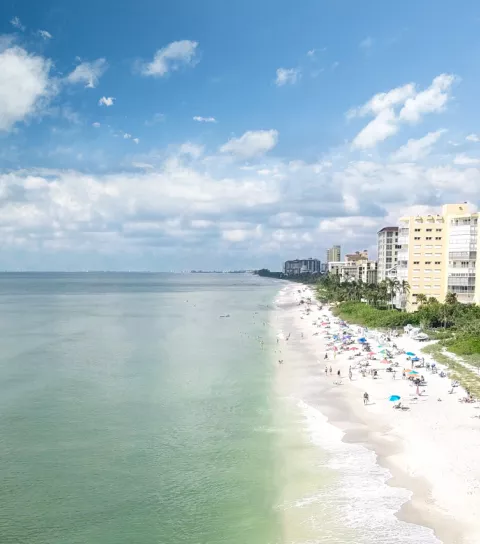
[141,40,199,77]
[98,96,115,107]
[352,108,399,149]
[67,59,107,88]
[0,46,53,131]
[349,75,456,149]
[348,83,415,119]
[38,30,52,40]
[220,129,278,158]
[275,68,300,86]
[307,49,316,58]
[92,122,101,128]
[399,74,456,123]
[466,133,480,142]
[453,153,480,166]
[332,61,339,70]
[391,129,446,161]
[123,133,132,139]
[179,142,204,158]
[359,36,374,49]
[193,116,217,123]
[10,16,25,31]
[133,138,139,144]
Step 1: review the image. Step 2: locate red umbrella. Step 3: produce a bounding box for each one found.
[368,352,375,355]
[350,347,359,350]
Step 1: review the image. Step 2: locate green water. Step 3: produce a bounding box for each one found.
[0,273,283,544]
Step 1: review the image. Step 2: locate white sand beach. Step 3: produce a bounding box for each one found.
[273,283,480,544]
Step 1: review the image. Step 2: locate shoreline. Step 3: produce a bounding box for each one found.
[272,283,480,544]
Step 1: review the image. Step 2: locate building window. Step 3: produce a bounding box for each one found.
[435,237,442,240]
[426,237,432,240]
[435,261,441,265]
[414,228,421,232]
[426,228,432,232]
[436,228,442,232]
[414,237,421,240]
[425,261,431,264]
[413,261,420,264]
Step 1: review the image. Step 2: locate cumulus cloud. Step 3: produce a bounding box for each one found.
[193,116,217,123]
[123,133,132,139]
[399,74,456,123]
[0,45,53,131]
[38,30,52,40]
[10,16,25,31]
[67,59,107,88]
[352,108,399,149]
[92,122,101,128]
[133,138,139,144]
[391,129,446,162]
[275,68,300,86]
[98,96,115,107]
[453,154,480,166]
[350,75,455,149]
[466,134,480,142]
[140,40,199,77]
[220,129,278,158]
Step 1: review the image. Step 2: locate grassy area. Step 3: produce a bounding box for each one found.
[331,301,417,329]
[421,344,480,399]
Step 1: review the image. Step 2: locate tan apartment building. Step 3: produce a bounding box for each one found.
[326,245,341,263]
[328,257,377,284]
[397,203,479,311]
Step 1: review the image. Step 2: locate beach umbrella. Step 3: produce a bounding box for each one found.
[389,395,401,402]
[350,347,359,350]
[358,338,367,343]
[368,351,375,355]
[381,359,390,364]
[406,351,416,357]
[409,370,419,375]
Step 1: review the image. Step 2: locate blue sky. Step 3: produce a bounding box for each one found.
[1,0,480,270]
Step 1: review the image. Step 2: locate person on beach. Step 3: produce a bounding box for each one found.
[363,392,369,405]
[324,353,328,360]
[329,366,332,375]
[325,366,328,376]
[402,371,406,379]
[337,369,341,377]
[349,368,352,381]
[393,370,396,380]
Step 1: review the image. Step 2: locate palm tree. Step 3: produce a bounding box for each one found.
[416,293,428,306]
[445,291,458,305]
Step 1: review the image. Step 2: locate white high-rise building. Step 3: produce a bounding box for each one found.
[377,227,399,282]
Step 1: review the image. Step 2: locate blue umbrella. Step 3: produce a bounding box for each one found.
[358,338,367,343]
[389,395,401,402]
[406,351,416,356]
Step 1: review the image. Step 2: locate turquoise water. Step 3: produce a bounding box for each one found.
[0,273,283,544]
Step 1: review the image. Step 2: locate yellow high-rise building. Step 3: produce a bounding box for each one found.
[397,203,479,311]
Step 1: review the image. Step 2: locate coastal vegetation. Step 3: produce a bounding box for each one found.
[317,274,480,358]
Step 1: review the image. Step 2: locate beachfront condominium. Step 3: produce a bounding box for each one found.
[326,245,341,263]
[328,254,378,284]
[397,203,480,311]
[284,258,321,275]
[377,227,399,282]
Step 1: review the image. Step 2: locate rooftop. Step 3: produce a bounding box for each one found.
[378,226,399,233]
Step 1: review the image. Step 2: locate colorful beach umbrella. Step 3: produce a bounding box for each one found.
[389,395,401,402]
[406,351,416,356]
[409,370,419,375]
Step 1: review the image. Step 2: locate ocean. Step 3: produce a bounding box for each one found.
[0,274,439,544]
[0,273,283,544]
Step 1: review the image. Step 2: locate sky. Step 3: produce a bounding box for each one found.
[1,0,480,271]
